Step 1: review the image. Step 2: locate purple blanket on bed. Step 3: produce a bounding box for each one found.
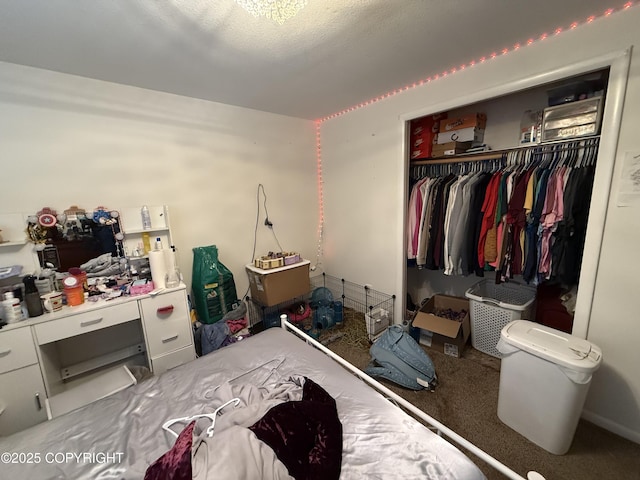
[249,377,343,480]
[145,377,342,480]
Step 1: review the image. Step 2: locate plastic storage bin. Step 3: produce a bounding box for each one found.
[465,280,536,358]
[496,320,602,454]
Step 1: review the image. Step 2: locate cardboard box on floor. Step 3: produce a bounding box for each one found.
[412,294,471,358]
[245,260,310,307]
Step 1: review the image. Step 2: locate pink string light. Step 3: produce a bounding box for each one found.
[317,4,634,122]
[312,2,636,263]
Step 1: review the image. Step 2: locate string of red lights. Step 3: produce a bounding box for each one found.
[311,2,635,269]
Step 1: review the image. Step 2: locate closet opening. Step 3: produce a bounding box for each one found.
[401,50,630,351]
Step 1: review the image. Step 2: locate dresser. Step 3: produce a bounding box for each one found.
[0,285,195,436]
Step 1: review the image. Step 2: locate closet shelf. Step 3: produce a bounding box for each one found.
[410,135,601,165]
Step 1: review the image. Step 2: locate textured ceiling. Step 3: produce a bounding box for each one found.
[0,0,630,120]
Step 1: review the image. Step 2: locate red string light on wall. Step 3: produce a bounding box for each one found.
[317,3,635,123]
[311,2,636,268]
[313,120,324,270]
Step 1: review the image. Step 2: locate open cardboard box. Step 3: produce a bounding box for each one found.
[412,294,470,358]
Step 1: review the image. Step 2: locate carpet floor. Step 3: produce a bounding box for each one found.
[321,313,640,480]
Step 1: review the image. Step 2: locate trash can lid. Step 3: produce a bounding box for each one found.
[500,320,602,372]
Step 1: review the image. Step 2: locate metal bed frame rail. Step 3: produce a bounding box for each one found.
[280,318,545,480]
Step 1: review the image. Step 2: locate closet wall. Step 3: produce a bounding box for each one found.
[320,7,640,443]
[0,61,318,298]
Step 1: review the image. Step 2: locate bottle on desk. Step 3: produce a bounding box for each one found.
[2,291,23,323]
[23,275,43,318]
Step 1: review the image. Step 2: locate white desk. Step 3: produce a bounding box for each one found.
[0,285,195,436]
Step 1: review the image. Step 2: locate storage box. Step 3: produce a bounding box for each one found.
[410,113,446,136]
[246,260,310,307]
[412,131,437,149]
[541,97,602,142]
[431,141,472,158]
[412,295,471,358]
[411,148,431,160]
[409,114,446,160]
[439,113,487,133]
[254,256,284,269]
[437,127,485,145]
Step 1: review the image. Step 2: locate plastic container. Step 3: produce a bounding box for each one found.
[67,267,87,291]
[519,109,542,144]
[164,245,181,288]
[2,291,23,323]
[464,279,536,358]
[141,205,152,230]
[496,320,602,454]
[63,276,84,306]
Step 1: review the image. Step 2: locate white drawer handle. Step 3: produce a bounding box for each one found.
[80,318,103,327]
[0,348,11,357]
[35,393,42,411]
[162,334,179,343]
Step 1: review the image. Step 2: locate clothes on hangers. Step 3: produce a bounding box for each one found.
[407,139,598,287]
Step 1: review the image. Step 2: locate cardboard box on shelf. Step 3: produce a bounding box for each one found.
[412,148,430,160]
[437,127,485,145]
[412,294,471,358]
[439,113,487,133]
[412,131,437,149]
[410,113,447,136]
[411,131,437,159]
[245,260,310,307]
[431,141,472,158]
[410,114,445,159]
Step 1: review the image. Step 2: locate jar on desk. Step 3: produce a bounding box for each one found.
[62,276,84,307]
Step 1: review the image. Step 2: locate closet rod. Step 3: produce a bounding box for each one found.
[410,135,600,166]
[411,153,505,165]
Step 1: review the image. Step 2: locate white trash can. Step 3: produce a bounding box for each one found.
[496,320,602,455]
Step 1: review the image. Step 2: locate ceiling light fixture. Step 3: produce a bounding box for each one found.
[234,0,308,24]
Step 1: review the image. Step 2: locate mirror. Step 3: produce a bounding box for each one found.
[27,206,124,272]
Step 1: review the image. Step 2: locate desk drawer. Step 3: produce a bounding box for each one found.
[0,326,38,374]
[151,346,195,375]
[140,290,192,357]
[34,301,140,345]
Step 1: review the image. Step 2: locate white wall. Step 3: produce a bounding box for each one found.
[320,8,640,443]
[0,61,317,301]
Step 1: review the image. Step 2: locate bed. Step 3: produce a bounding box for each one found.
[0,321,539,479]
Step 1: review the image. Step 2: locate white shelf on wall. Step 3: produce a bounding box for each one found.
[0,240,27,248]
[125,227,170,235]
[118,205,172,257]
[0,213,29,245]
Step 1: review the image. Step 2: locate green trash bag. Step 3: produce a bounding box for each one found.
[191,245,237,324]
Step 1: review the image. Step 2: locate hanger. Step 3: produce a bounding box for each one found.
[162,397,241,439]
